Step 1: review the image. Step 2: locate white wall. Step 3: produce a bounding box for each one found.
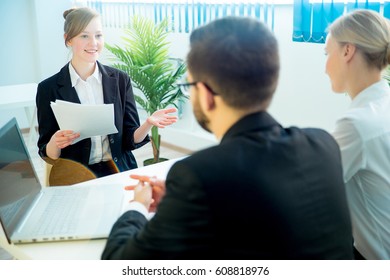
[0,0,38,86]
[33,0,73,80]
[0,2,350,151]
[0,0,72,128]
[0,0,38,127]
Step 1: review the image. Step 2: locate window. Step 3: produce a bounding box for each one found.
[293,0,390,43]
[73,0,281,32]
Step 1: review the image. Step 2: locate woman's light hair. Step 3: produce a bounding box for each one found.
[329,9,390,70]
[63,7,100,47]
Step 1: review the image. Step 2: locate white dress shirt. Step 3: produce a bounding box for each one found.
[69,63,112,164]
[332,80,390,259]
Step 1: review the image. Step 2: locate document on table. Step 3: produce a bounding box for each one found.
[50,100,118,143]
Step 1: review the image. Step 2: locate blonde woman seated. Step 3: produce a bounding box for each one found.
[325,9,390,259]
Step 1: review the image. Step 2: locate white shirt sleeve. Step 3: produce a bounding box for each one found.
[123,201,149,218]
[332,116,364,182]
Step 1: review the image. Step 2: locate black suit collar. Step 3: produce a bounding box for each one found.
[221,111,282,143]
[55,61,118,105]
[56,62,80,103]
[97,61,118,105]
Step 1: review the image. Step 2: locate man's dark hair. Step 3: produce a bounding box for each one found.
[187,16,279,110]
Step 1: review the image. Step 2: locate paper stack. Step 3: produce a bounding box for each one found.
[50,100,118,143]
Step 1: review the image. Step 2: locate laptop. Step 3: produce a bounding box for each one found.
[0,118,124,244]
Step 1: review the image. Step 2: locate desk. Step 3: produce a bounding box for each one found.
[0,158,180,260]
[0,83,38,147]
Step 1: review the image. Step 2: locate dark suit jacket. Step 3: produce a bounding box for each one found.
[102,112,353,259]
[36,62,149,172]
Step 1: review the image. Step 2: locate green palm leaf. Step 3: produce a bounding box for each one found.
[105,15,187,163]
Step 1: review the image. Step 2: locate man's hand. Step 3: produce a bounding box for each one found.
[125,175,166,212]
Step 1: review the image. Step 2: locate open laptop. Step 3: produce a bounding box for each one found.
[0,118,124,244]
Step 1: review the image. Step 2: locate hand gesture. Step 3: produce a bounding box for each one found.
[147,108,178,128]
[125,175,166,212]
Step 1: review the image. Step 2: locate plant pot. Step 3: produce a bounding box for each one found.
[143,157,169,166]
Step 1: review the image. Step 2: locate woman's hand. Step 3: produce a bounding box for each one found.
[147,108,178,128]
[50,130,80,149]
[46,130,80,159]
[134,108,178,143]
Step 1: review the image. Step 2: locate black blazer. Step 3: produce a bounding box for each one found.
[36,62,149,171]
[102,112,353,260]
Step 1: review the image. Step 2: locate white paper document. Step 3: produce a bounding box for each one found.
[50,100,118,143]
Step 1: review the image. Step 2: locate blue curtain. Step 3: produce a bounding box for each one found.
[80,1,275,33]
[293,0,390,44]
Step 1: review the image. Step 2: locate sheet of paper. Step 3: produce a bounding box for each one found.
[50,100,118,143]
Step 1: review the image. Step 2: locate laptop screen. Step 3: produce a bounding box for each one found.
[0,118,41,242]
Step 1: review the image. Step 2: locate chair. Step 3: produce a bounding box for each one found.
[48,158,96,186]
[44,162,52,187]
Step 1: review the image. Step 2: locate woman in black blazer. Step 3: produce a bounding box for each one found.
[36,7,177,180]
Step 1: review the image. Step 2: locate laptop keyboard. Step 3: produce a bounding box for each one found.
[32,188,89,236]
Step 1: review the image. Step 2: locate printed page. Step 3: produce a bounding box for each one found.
[50,100,118,143]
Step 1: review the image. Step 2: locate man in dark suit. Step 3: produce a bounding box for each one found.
[102,16,353,260]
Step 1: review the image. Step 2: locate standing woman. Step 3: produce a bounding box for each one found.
[36,7,177,181]
[325,9,390,259]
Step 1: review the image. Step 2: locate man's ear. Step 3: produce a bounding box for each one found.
[197,82,216,111]
[343,43,356,62]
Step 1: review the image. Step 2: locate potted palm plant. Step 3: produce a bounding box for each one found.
[106,16,187,165]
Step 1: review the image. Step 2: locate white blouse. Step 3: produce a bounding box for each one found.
[332,80,390,259]
[69,63,112,164]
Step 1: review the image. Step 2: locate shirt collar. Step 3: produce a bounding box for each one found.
[68,62,102,87]
[350,79,390,109]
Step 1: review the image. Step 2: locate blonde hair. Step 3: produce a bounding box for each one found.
[63,7,100,47]
[329,9,390,70]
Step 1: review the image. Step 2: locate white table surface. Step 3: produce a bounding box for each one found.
[0,158,181,260]
[0,83,37,109]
